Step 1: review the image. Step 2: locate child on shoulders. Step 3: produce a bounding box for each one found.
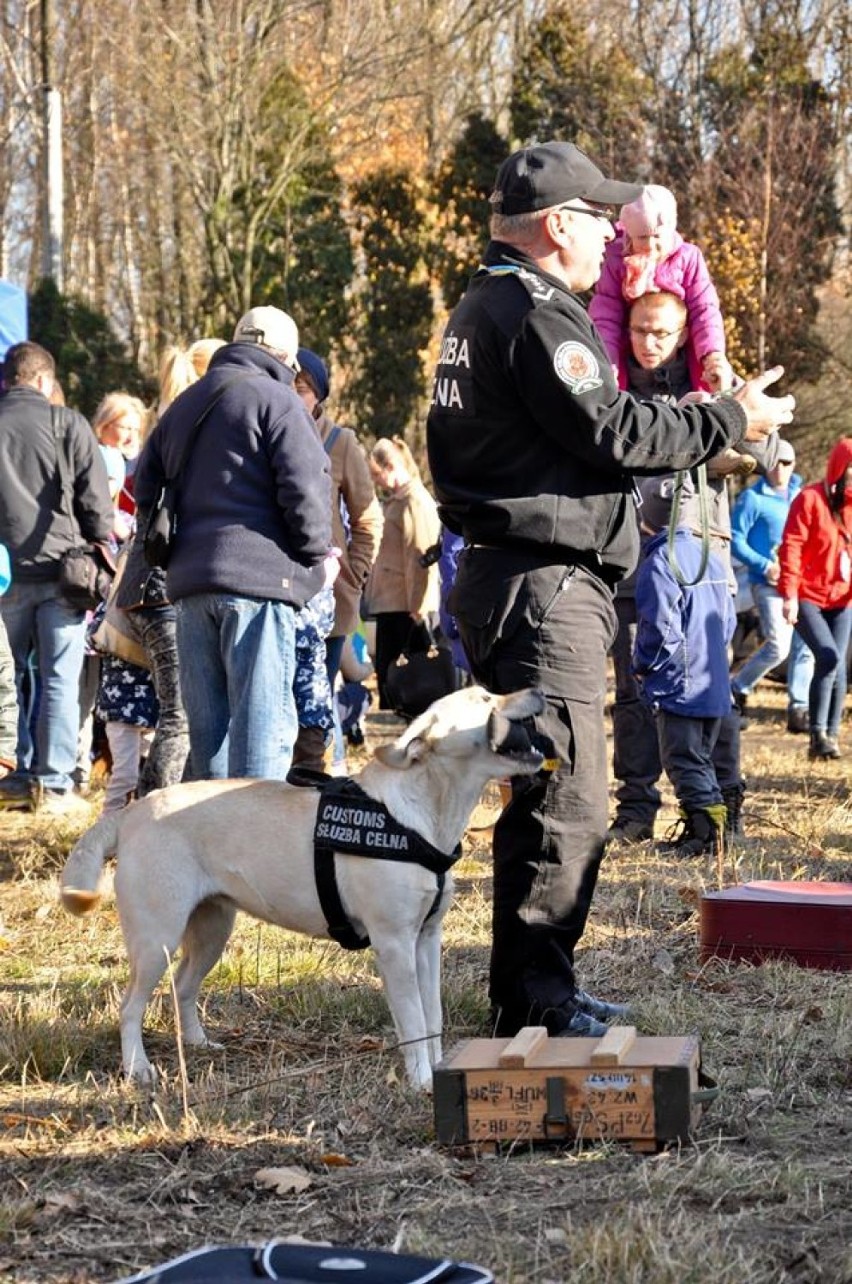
[590,184,734,394]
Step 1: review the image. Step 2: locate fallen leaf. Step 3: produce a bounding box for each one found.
[254,1166,313,1195]
[44,1192,81,1213]
[543,1228,568,1244]
[35,904,53,921]
[652,949,675,976]
[319,1153,355,1167]
[356,1036,384,1052]
[745,1087,773,1104]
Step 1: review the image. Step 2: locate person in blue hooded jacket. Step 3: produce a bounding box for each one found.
[730,440,813,732]
[633,474,736,857]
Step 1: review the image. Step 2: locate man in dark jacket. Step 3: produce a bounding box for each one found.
[134,307,335,781]
[0,341,114,812]
[426,141,795,1038]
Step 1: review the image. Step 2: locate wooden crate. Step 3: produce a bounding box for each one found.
[701,880,852,972]
[433,1026,707,1152]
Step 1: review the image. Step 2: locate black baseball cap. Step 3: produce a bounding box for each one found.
[490,141,643,215]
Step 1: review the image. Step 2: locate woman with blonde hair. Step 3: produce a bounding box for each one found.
[157,340,224,418]
[364,435,441,708]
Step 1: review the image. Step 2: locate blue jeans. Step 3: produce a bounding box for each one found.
[735,581,814,708]
[175,593,298,780]
[0,578,87,791]
[734,582,793,694]
[794,601,852,739]
[787,629,815,710]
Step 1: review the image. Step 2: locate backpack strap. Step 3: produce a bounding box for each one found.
[323,424,342,455]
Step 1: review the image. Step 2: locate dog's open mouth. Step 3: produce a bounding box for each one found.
[487,711,552,770]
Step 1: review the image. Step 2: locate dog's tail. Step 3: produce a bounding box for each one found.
[60,811,122,916]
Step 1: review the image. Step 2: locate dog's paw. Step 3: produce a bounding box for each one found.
[183,1034,224,1051]
[125,1060,157,1086]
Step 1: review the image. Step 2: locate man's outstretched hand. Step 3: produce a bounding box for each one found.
[734,366,796,442]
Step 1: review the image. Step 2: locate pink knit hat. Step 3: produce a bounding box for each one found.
[619,184,678,241]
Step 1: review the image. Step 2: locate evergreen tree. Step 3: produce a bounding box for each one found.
[432,112,507,310]
[510,5,653,179]
[347,169,433,438]
[700,27,840,380]
[28,279,149,418]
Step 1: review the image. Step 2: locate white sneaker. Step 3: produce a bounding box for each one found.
[39,789,91,818]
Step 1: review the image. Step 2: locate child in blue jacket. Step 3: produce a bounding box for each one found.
[633,475,736,856]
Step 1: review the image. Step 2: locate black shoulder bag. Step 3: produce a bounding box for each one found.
[385,619,456,722]
[143,373,255,569]
[52,407,116,612]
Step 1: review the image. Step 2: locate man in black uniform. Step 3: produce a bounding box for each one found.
[426,141,795,1037]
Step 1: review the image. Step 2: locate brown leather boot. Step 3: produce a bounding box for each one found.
[291,725,329,773]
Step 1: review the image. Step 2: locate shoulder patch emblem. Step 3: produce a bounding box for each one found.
[553,341,603,394]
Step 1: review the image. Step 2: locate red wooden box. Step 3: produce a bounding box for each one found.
[700,880,852,971]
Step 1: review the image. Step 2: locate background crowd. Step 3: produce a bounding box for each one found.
[0,142,850,1062]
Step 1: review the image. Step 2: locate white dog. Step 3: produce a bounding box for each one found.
[60,685,546,1088]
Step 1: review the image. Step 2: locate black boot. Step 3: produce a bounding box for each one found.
[721,784,745,838]
[0,773,42,812]
[809,731,841,761]
[786,707,809,734]
[658,804,726,858]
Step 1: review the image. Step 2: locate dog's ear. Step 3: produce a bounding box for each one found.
[373,738,425,769]
[374,716,435,770]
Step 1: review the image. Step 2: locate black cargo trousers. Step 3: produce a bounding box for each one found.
[449,546,617,1035]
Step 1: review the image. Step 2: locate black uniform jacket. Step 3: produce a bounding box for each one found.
[426,241,748,585]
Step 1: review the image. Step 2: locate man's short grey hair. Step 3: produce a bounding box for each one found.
[489,206,555,244]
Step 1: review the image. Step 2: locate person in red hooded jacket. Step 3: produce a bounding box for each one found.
[779,437,852,760]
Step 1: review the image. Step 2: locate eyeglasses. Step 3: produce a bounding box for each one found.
[556,204,614,226]
[629,326,684,342]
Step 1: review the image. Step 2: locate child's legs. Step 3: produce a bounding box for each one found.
[104,722,144,812]
[656,711,723,811]
[710,708,742,791]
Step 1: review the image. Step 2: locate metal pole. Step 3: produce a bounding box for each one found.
[41,0,63,288]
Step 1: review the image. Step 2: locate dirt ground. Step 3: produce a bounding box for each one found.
[1,683,850,1284]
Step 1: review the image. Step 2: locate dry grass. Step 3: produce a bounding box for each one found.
[1,684,851,1283]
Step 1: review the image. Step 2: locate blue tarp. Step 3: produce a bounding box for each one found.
[0,281,27,361]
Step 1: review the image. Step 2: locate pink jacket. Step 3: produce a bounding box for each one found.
[589,232,727,392]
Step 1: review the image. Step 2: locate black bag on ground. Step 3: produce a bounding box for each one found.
[115,1241,494,1283]
[385,622,456,722]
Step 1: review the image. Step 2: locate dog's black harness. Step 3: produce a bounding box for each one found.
[291,773,461,951]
